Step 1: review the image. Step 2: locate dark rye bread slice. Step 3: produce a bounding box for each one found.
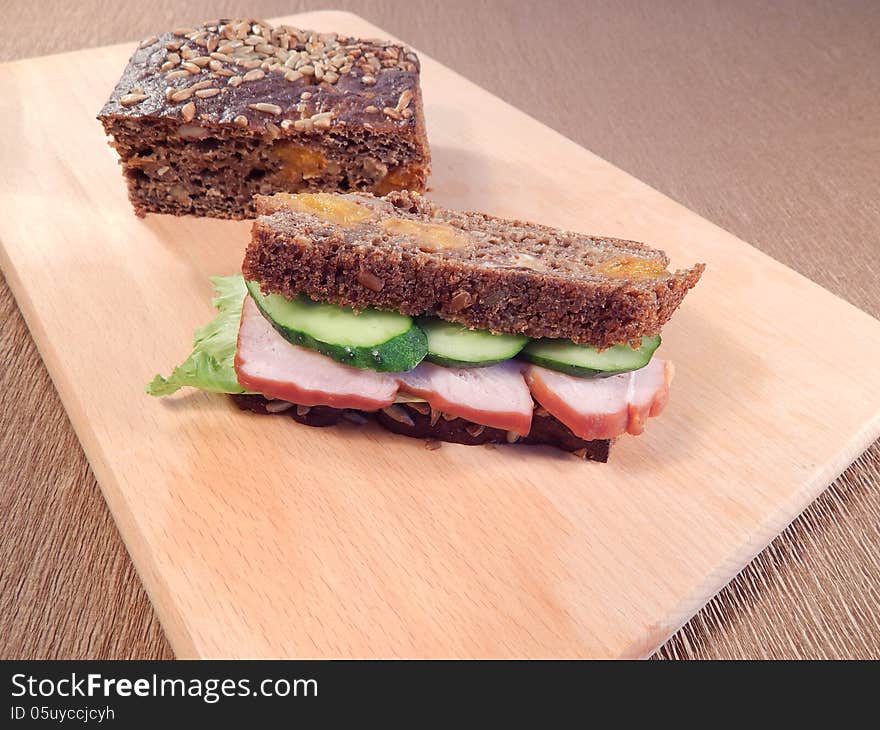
[98,19,430,219]
[244,191,704,347]
[231,394,612,461]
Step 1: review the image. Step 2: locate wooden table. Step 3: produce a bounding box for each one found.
[1,0,878,660]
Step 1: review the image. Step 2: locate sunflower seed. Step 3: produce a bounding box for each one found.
[264,121,281,140]
[396,89,413,111]
[311,113,333,129]
[119,93,148,107]
[265,400,293,413]
[357,269,384,291]
[382,405,414,427]
[248,102,282,115]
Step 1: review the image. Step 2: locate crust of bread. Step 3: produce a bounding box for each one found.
[231,394,612,461]
[244,191,703,347]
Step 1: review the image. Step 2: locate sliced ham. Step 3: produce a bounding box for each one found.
[235,296,398,410]
[396,360,533,435]
[626,358,675,435]
[235,293,673,440]
[525,358,673,441]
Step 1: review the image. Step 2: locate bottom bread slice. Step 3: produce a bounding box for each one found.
[231,394,612,462]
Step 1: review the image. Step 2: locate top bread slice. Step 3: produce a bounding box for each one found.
[243,191,704,347]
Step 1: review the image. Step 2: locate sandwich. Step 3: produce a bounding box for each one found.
[148,191,704,461]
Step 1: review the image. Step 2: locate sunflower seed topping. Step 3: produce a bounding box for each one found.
[248,102,282,115]
[265,400,293,413]
[120,93,148,107]
[405,401,430,415]
[382,405,415,427]
[243,68,266,82]
[264,121,281,140]
[310,111,333,129]
[121,19,422,134]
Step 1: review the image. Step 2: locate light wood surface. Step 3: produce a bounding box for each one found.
[1,9,877,659]
[1,1,878,660]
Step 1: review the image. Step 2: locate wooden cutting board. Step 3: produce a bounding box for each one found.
[1,10,878,658]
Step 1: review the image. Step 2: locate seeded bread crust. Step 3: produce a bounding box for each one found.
[243,191,704,347]
[97,18,431,218]
[231,394,612,461]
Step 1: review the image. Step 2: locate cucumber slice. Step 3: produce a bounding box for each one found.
[520,335,661,377]
[417,317,529,367]
[246,280,427,372]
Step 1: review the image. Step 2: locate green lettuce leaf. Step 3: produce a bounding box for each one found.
[146,274,248,396]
